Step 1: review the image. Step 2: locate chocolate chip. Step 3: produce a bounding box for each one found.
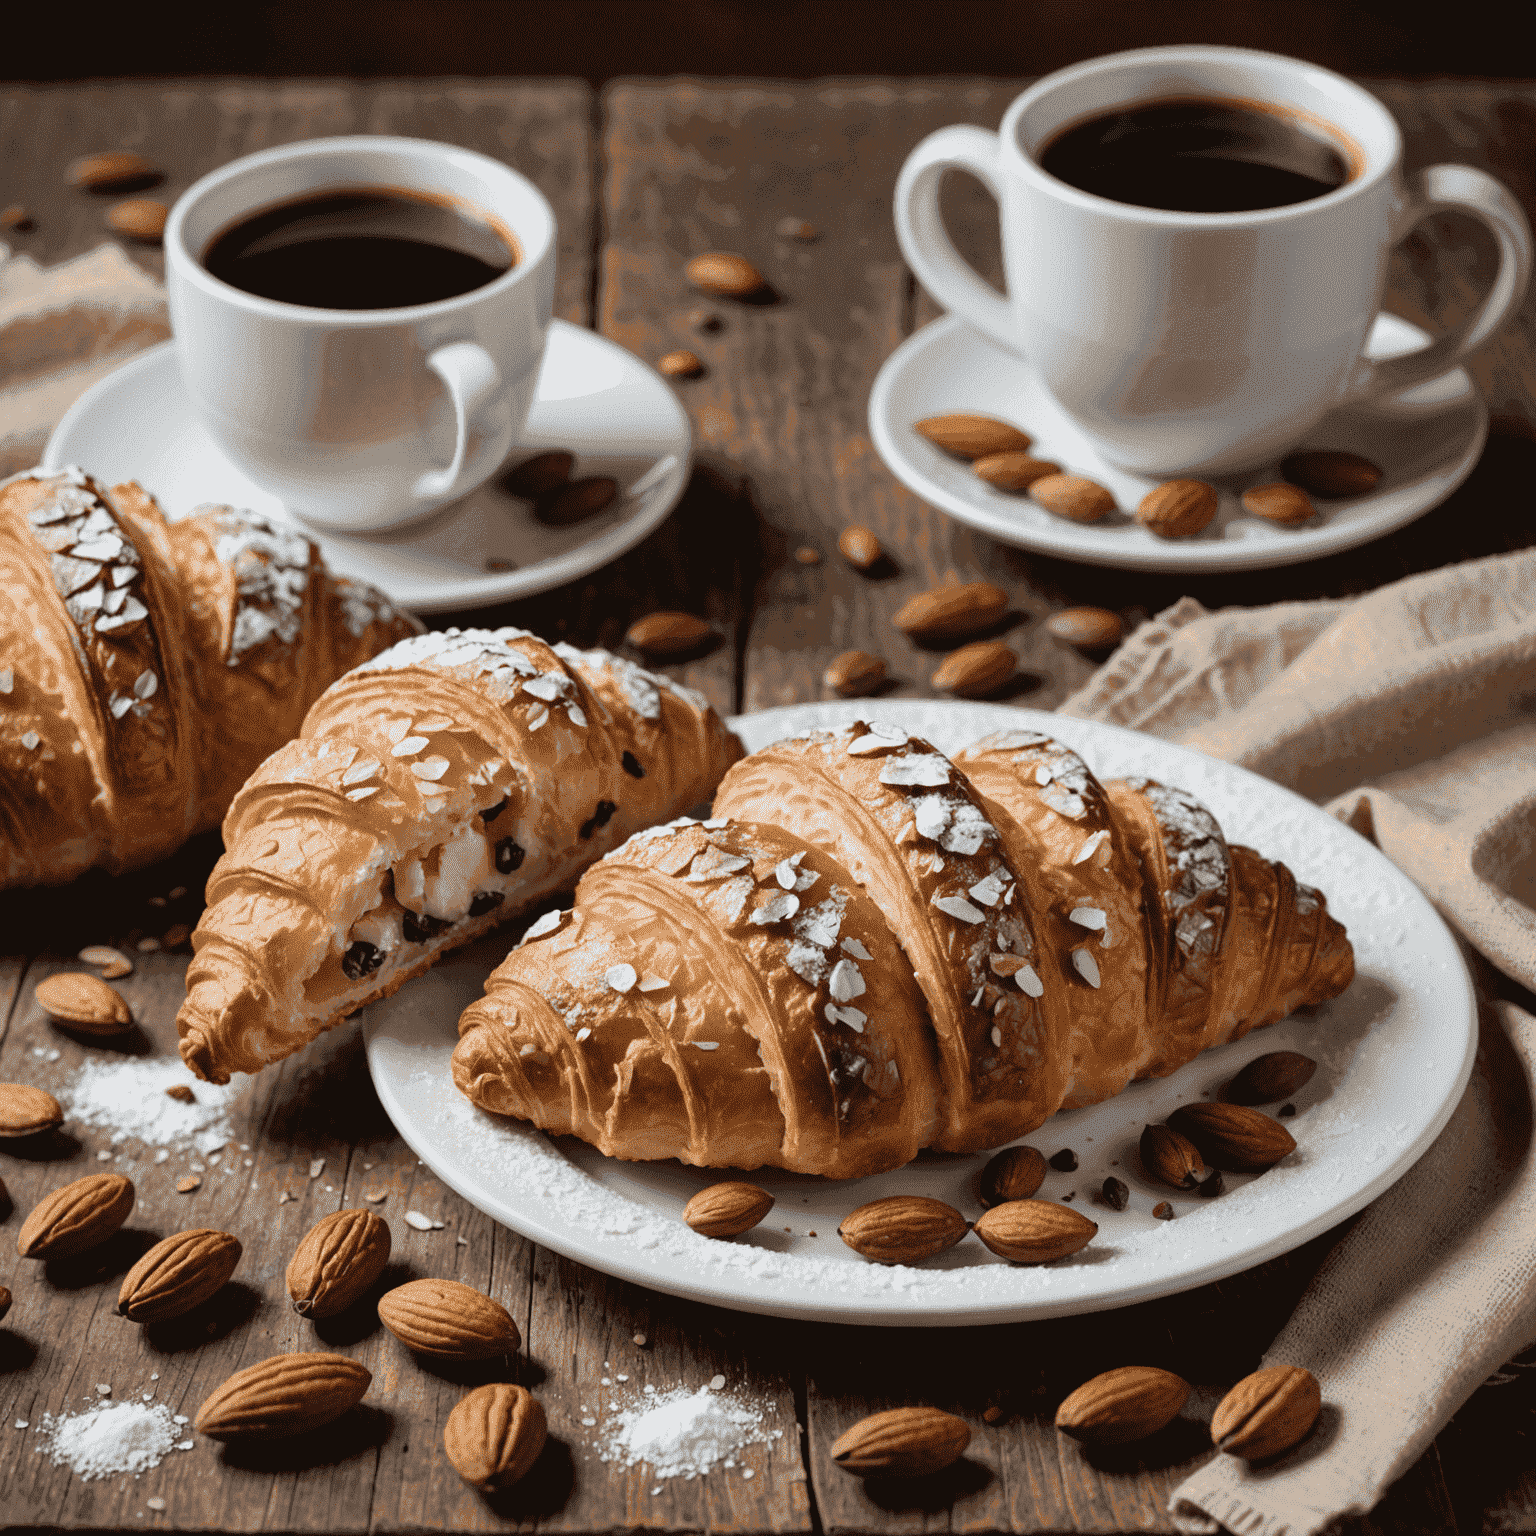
[403,911,450,944]
[495,837,526,873]
[469,891,504,917]
[580,799,619,839]
[1198,1169,1225,1198]
[1279,1103,1296,1118]
[621,751,646,779]
[342,941,384,980]
[1153,1201,1175,1220]
[1049,1148,1078,1172]
[1061,1191,1075,1202]
[1101,1176,1129,1211]
[481,798,509,824]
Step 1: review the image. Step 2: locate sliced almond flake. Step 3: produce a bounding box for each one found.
[522,674,565,702]
[970,986,985,1007]
[929,853,945,874]
[933,894,985,924]
[991,1025,1003,1047]
[1016,964,1044,998]
[0,669,11,693]
[109,694,133,719]
[990,953,1025,977]
[363,1190,387,1202]
[523,909,565,940]
[391,736,429,756]
[414,714,456,731]
[702,817,729,829]
[913,797,951,841]
[888,1060,900,1082]
[1069,906,1107,930]
[567,705,587,727]
[346,786,378,802]
[519,1042,536,1057]
[685,846,750,882]
[385,718,413,744]
[79,944,131,972]
[1035,764,1053,786]
[793,868,820,893]
[841,937,872,960]
[72,535,123,560]
[605,963,638,994]
[1101,925,1112,947]
[637,974,668,993]
[575,1026,592,1041]
[846,728,907,756]
[968,872,1008,907]
[824,1004,866,1033]
[1073,830,1110,864]
[1004,883,1016,906]
[693,1041,720,1051]
[828,958,865,1003]
[96,596,148,631]
[774,854,805,890]
[308,1158,325,1178]
[20,730,39,750]
[404,1210,444,1231]
[411,756,450,781]
[993,997,1008,1016]
[110,563,136,587]
[1072,948,1102,987]
[879,753,951,788]
[751,891,799,925]
[341,758,379,786]
[527,704,549,730]
[132,669,158,699]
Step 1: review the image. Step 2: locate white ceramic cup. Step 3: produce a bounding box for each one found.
[165,135,556,532]
[896,46,1533,476]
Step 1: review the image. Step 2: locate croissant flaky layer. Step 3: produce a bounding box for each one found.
[452,723,1354,1176]
[0,467,418,886]
[176,627,743,1083]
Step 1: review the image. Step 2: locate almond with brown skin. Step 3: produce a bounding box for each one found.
[1137,479,1218,538]
[838,1196,968,1264]
[17,1173,135,1259]
[830,1407,971,1477]
[972,1199,1096,1263]
[685,252,765,298]
[1030,474,1116,523]
[501,450,575,498]
[0,1285,11,1322]
[34,972,132,1034]
[1168,1102,1297,1172]
[1056,1366,1191,1444]
[286,1208,391,1319]
[106,198,167,242]
[68,151,161,192]
[824,649,886,698]
[978,1145,1047,1208]
[893,581,1008,643]
[0,1082,64,1138]
[445,1383,547,1491]
[1211,1365,1321,1460]
[1242,483,1316,525]
[536,475,618,526]
[118,1229,242,1324]
[1140,1123,1206,1190]
[914,414,1031,460]
[378,1278,521,1359]
[0,205,34,232]
[1045,607,1123,649]
[1281,450,1383,498]
[972,451,1061,491]
[196,1353,371,1440]
[1227,1051,1318,1105]
[837,524,884,570]
[683,1181,775,1238]
[626,610,713,658]
[931,640,1014,698]
[658,349,704,378]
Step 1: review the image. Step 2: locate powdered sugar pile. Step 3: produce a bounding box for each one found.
[33,1401,190,1480]
[61,1055,247,1153]
[595,1381,781,1480]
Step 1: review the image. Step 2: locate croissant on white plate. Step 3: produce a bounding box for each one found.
[452,723,1354,1177]
[176,626,744,1083]
[0,466,418,888]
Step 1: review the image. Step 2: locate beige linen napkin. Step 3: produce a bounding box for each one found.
[0,241,169,476]
[1059,547,1536,1536]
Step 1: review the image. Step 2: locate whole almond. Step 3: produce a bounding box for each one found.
[501,450,574,498]
[17,1173,135,1259]
[1211,1365,1321,1460]
[536,475,618,526]
[837,524,884,570]
[932,641,1014,698]
[838,1195,968,1265]
[68,151,161,192]
[972,451,1062,491]
[1140,1123,1206,1190]
[196,1353,371,1440]
[824,649,887,699]
[0,1082,64,1139]
[378,1277,521,1359]
[1045,607,1123,649]
[444,1382,547,1491]
[34,972,132,1034]
[0,205,34,232]
[893,581,1008,643]
[1242,483,1315,525]
[78,943,134,978]
[1227,1051,1318,1106]
[831,1406,971,1477]
[978,1145,1047,1208]
[685,251,764,297]
[107,198,167,242]
[1056,1366,1191,1444]
[1281,450,1383,498]
[972,1199,1097,1264]
[684,1181,775,1238]
[1030,474,1116,523]
[777,217,819,241]
[286,1208,391,1318]
[658,349,704,378]
[914,414,1031,460]
[118,1229,242,1324]
[1168,1102,1297,1172]
[626,610,713,658]
[1137,479,1218,538]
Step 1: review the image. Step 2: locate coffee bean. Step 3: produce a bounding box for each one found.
[1049,1148,1078,1172]
[1101,1177,1130,1211]
[1153,1201,1175,1220]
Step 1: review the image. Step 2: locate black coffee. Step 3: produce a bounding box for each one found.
[1039,97,1352,214]
[203,187,515,309]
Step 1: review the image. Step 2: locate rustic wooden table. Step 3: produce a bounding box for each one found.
[2,74,1534,1536]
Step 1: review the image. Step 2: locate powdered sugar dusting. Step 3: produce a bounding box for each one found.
[595,1383,782,1479]
[62,1056,247,1153]
[33,1401,180,1480]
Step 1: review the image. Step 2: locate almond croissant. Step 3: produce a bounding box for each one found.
[0,466,418,887]
[453,723,1354,1176]
[176,628,743,1083]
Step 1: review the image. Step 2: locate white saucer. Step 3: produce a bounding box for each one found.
[363,700,1475,1327]
[868,313,1487,573]
[43,322,692,614]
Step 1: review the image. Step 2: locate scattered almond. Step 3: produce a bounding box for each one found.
[1140,1123,1206,1190]
[162,923,192,949]
[1137,479,1218,538]
[78,944,133,978]
[658,349,704,379]
[107,198,167,242]
[68,151,161,192]
[177,1176,201,1193]
[444,1382,547,1491]
[830,1406,971,1477]
[838,1195,968,1265]
[1045,607,1123,649]
[685,252,765,298]
[795,545,822,565]
[978,1145,1047,1208]
[0,1082,64,1139]
[196,1352,371,1440]
[118,1229,242,1324]
[688,308,723,332]
[777,217,818,241]
[1153,1200,1175,1220]
[914,414,1031,460]
[893,581,1008,643]
[536,475,618,526]
[1227,1051,1317,1105]
[0,205,34,232]
[1211,1365,1321,1460]
[34,972,132,1034]
[17,1173,135,1259]
[378,1277,521,1359]
[837,524,884,570]
[972,452,1062,492]
[1101,1176,1130,1210]
[1167,1102,1297,1172]
[824,649,887,699]
[1281,450,1383,498]
[1056,1366,1190,1444]
[1242,483,1316,525]
[165,1084,196,1104]
[626,610,713,658]
[286,1208,391,1318]
[501,450,575,498]
[684,1181,775,1239]
[1030,473,1116,523]
[972,1199,1096,1264]
[932,640,1014,698]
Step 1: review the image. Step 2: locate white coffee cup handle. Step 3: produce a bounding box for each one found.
[413,340,515,505]
[895,125,1017,354]
[1351,164,1533,400]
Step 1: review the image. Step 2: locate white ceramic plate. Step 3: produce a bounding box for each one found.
[363,700,1476,1326]
[42,322,692,614]
[868,313,1487,573]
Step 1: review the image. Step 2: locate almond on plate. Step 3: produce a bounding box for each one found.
[1242,483,1316,525]
[536,476,618,526]
[118,1229,242,1324]
[1280,450,1383,498]
[914,414,1031,460]
[892,581,1008,643]
[1137,479,1218,538]
[1140,1123,1206,1190]
[831,1406,971,1477]
[286,1208,391,1318]
[1227,1051,1317,1105]
[445,1382,547,1491]
[838,1195,968,1264]
[972,1199,1096,1263]
[1167,1102,1297,1171]
[684,1181,775,1238]
[1030,474,1116,523]
[17,1173,135,1260]
[977,1145,1048,1208]
[972,451,1061,491]
[500,450,575,498]
[378,1277,521,1359]
[196,1353,371,1440]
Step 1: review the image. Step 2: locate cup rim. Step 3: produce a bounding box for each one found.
[164,134,554,324]
[999,44,1403,228]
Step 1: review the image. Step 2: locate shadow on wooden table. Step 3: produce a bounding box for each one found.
[216,1403,395,1472]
